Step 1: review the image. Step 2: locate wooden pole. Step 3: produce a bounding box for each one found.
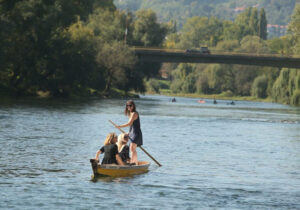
[109,120,162,167]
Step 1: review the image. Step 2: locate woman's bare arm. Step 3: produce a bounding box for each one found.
[118,112,138,128]
[116,154,125,166]
[95,150,101,161]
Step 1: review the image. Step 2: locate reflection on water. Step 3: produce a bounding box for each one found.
[0,95,299,209]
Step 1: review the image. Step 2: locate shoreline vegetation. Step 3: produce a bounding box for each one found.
[0,87,279,105]
[144,79,298,105]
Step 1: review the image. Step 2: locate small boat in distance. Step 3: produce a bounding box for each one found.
[90,159,150,178]
[198,99,206,104]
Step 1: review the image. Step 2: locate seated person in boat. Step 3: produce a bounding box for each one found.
[95,133,124,165]
[117,133,130,164]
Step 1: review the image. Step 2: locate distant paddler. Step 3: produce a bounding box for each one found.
[198,99,205,104]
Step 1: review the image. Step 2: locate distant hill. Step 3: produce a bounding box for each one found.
[114,0,299,37]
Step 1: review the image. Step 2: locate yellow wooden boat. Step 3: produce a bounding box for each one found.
[90,159,150,178]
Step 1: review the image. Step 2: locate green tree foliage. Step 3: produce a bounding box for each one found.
[0,0,109,96]
[0,1,169,97]
[258,8,267,39]
[234,8,268,39]
[115,0,298,35]
[288,4,300,55]
[132,9,168,47]
[96,41,136,92]
[251,75,268,98]
[249,8,259,35]
[87,9,127,42]
[222,21,244,41]
[271,69,300,105]
[170,63,196,93]
[267,4,300,106]
[179,16,223,48]
[291,89,300,105]
[237,36,269,54]
[216,40,240,51]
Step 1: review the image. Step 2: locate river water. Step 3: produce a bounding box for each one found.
[0,95,299,209]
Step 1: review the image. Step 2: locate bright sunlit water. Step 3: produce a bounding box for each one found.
[0,95,299,209]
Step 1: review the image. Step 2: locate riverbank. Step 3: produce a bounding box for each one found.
[0,87,139,100]
[157,90,275,103]
[0,86,291,106]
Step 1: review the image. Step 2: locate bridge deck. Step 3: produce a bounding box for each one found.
[134,49,300,69]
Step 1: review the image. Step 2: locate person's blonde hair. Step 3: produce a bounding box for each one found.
[117,133,127,152]
[103,133,117,145]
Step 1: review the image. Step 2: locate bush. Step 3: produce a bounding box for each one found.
[146,79,171,93]
[220,90,234,97]
[146,79,161,93]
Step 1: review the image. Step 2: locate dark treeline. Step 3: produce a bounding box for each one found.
[0,0,168,97]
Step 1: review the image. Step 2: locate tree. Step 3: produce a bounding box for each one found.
[222,21,243,41]
[0,0,107,95]
[258,8,267,40]
[216,40,240,52]
[249,7,259,35]
[132,9,168,46]
[96,41,136,92]
[288,4,300,55]
[87,9,128,43]
[237,36,269,54]
[179,16,223,48]
[251,75,268,98]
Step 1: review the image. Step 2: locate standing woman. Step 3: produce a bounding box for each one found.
[117,100,143,165]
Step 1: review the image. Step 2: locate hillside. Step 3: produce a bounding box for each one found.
[114,0,299,37]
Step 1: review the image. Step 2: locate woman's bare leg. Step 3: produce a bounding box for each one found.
[130,143,138,165]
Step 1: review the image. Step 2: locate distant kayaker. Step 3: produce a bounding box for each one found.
[94,133,124,165]
[117,133,130,164]
[117,100,143,166]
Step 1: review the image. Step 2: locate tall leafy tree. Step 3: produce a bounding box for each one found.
[96,41,136,92]
[249,7,259,35]
[258,8,268,40]
[179,16,223,48]
[288,3,300,54]
[132,9,168,46]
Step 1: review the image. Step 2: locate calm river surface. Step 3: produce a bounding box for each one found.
[0,95,299,209]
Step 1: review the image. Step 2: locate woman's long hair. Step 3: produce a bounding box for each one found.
[117,133,127,152]
[103,133,117,146]
[124,100,136,116]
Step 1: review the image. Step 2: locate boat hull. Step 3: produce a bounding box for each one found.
[90,159,150,177]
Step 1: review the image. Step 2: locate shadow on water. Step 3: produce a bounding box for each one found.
[90,174,141,183]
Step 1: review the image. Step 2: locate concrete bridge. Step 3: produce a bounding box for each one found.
[134,49,300,69]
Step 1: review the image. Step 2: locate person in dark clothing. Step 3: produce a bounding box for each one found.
[94,133,124,165]
[117,100,143,165]
[117,133,130,164]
